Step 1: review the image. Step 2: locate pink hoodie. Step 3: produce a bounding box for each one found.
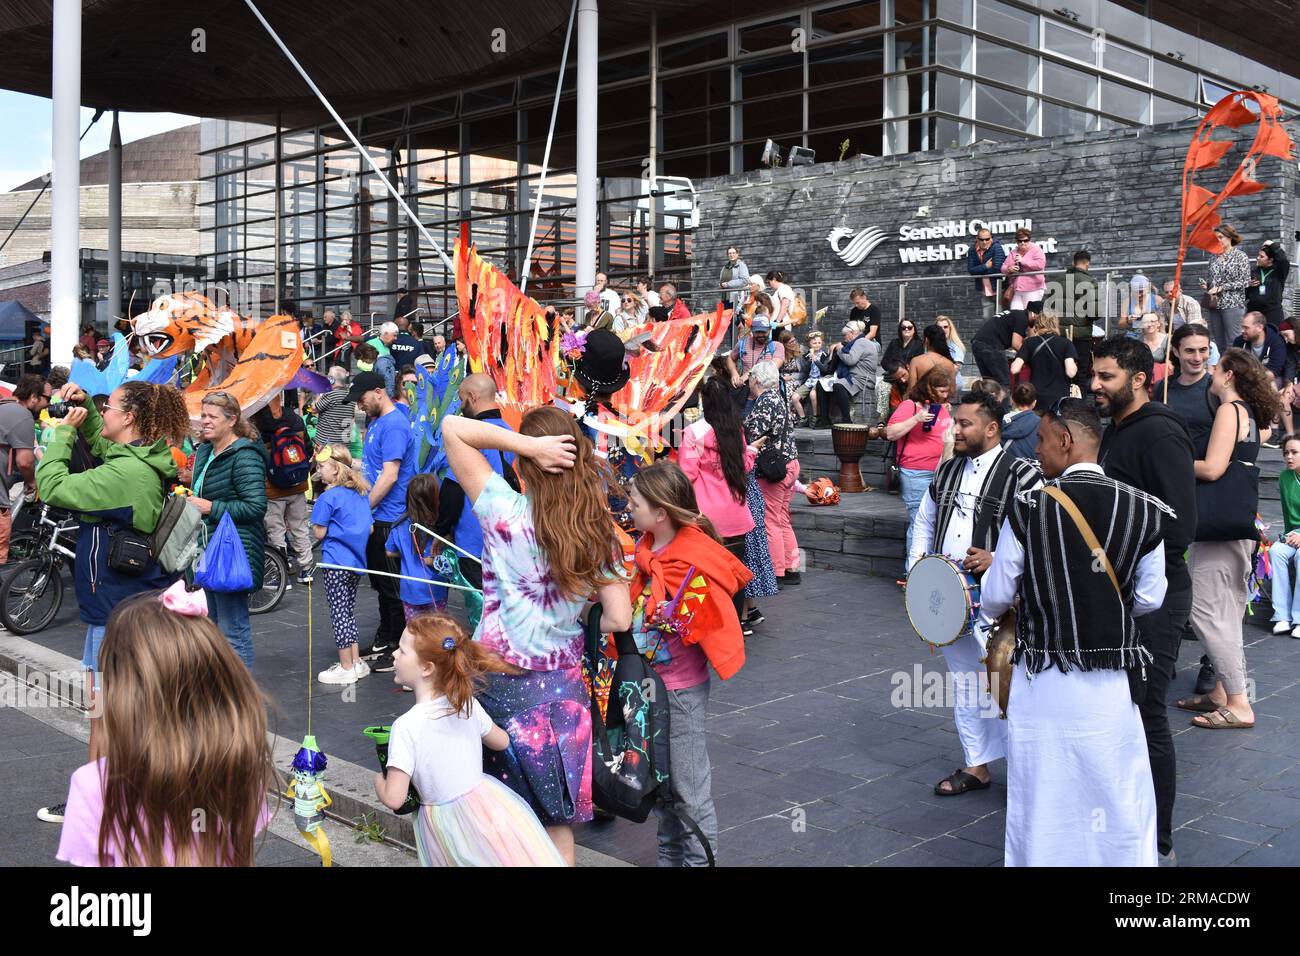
[1001,241,1046,293]
[678,420,757,538]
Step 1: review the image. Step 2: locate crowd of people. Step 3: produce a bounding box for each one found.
[15,282,816,869]
[9,219,1295,870]
[889,219,1295,866]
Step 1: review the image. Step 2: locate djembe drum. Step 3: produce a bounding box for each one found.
[831,423,878,493]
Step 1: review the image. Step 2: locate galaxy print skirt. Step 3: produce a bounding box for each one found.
[477,664,593,826]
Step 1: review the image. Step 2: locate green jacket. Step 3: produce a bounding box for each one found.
[35,395,179,625]
[1060,266,1101,332]
[35,396,176,533]
[193,436,269,591]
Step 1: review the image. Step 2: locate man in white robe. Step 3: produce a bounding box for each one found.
[978,399,1167,867]
[907,392,1040,796]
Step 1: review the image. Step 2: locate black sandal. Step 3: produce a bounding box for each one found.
[934,769,991,796]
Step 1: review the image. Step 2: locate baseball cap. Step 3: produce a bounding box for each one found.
[345,370,386,402]
[751,316,772,332]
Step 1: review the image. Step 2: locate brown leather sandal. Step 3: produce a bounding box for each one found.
[1190,707,1255,730]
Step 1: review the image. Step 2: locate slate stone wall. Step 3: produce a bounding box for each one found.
[690,119,1299,349]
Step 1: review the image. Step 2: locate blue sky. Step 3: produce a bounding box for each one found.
[0,91,196,192]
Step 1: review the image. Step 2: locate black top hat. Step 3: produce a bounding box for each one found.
[574,329,630,396]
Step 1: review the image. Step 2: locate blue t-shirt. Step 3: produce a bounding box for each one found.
[385,518,439,607]
[310,487,372,568]
[452,417,516,561]
[363,408,416,523]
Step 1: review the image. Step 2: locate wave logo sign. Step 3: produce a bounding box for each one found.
[827,226,890,267]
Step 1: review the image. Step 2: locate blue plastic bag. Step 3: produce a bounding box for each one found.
[193,512,254,593]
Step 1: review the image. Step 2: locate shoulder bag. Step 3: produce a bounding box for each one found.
[1194,401,1258,541]
[755,383,793,482]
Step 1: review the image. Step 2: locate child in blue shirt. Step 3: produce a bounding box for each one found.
[310,444,373,685]
[385,473,444,621]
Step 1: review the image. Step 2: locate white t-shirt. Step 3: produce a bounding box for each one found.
[770,283,795,327]
[641,290,662,308]
[386,696,495,804]
[600,288,621,315]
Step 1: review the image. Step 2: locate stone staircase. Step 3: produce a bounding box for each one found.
[787,428,1287,582]
[791,425,908,579]
[1259,445,1283,534]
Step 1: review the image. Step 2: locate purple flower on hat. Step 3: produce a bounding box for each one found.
[560,329,589,360]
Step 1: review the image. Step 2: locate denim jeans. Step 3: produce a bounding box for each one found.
[656,680,718,867]
[899,467,935,558]
[1270,541,1300,625]
[206,589,253,667]
[80,624,107,689]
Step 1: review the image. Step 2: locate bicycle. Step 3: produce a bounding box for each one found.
[249,544,289,615]
[0,503,78,634]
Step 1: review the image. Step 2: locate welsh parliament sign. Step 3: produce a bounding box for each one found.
[828,217,1061,267]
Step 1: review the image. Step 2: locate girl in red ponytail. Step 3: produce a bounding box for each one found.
[373,613,565,866]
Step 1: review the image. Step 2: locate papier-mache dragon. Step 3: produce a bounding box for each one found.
[130,291,305,419]
[454,223,731,457]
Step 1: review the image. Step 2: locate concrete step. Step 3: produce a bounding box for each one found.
[792,424,909,578]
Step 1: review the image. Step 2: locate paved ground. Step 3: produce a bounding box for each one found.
[0,705,373,867]
[5,532,1300,867]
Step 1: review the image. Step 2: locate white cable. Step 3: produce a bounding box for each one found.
[520,0,579,295]
[244,0,455,274]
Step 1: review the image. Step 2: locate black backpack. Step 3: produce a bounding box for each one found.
[582,605,715,866]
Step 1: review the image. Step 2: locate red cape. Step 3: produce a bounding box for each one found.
[630,523,752,680]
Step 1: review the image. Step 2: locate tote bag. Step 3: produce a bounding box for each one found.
[193,511,254,593]
[1194,402,1258,542]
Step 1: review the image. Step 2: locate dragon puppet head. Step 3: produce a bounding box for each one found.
[131,291,242,358]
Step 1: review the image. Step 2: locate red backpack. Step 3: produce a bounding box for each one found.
[268,426,310,488]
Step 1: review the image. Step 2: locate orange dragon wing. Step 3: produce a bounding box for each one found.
[455,223,560,419]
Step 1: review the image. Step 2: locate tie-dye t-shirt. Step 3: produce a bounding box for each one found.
[472,472,589,671]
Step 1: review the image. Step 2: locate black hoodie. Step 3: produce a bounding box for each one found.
[1099,400,1196,590]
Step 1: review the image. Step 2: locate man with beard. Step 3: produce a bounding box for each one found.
[1093,335,1196,868]
[907,390,1041,796]
[979,399,1168,866]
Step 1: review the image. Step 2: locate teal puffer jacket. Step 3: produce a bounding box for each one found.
[192,437,269,591]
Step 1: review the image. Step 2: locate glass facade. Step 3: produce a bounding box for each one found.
[199,0,1300,319]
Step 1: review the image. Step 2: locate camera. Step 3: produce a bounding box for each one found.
[47,399,70,419]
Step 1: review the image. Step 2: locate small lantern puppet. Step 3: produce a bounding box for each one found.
[286,734,333,867]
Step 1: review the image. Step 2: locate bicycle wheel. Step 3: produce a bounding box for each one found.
[249,546,288,615]
[0,557,65,635]
[4,531,40,564]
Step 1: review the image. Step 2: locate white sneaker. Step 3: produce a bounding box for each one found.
[353,659,370,678]
[1291,625,1300,640]
[317,663,358,685]
[1274,621,1292,635]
